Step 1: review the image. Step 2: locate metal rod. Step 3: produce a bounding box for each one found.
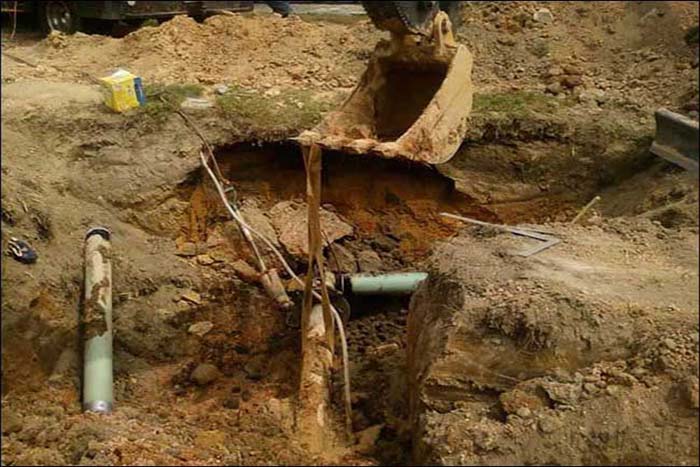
[83,227,113,414]
[346,272,428,296]
[440,212,554,241]
[570,196,601,225]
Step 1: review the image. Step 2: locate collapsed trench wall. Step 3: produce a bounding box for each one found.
[407,225,699,465]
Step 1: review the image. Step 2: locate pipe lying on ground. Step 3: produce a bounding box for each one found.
[339,272,428,296]
[83,227,113,414]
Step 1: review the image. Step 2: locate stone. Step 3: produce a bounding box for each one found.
[2,410,23,434]
[578,89,607,105]
[188,321,214,337]
[662,338,677,350]
[583,383,598,393]
[196,254,215,266]
[181,290,202,305]
[238,201,280,248]
[223,395,241,410]
[328,243,357,273]
[368,343,400,357]
[175,242,197,257]
[357,249,383,273]
[232,260,259,283]
[181,97,213,110]
[214,84,229,95]
[190,363,220,386]
[545,82,563,95]
[355,424,384,454]
[541,382,582,406]
[538,415,562,434]
[533,8,554,24]
[269,201,353,258]
[500,389,546,414]
[497,36,517,46]
[560,75,583,89]
[516,407,532,418]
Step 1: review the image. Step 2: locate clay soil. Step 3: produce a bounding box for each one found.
[1,3,699,466]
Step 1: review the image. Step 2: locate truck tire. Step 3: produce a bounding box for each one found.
[39,1,82,35]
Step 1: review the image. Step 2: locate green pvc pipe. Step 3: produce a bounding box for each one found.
[346,272,428,296]
[83,227,113,414]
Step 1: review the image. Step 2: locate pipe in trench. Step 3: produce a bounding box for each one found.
[82,227,113,414]
[340,272,428,296]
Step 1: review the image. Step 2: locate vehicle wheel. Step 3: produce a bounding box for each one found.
[40,1,81,34]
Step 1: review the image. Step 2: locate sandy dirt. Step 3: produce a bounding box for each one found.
[1,2,698,466]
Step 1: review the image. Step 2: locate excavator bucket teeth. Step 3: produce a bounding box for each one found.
[299,30,473,165]
[650,108,699,173]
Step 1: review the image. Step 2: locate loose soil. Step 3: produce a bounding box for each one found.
[1,3,698,466]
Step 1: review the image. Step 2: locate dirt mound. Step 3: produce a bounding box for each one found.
[409,218,699,464]
[7,13,381,90]
[459,1,699,114]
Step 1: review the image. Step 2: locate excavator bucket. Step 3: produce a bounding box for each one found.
[650,108,699,173]
[298,12,473,165]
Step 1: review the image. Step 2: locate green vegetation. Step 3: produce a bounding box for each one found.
[473,91,563,115]
[137,83,204,124]
[216,86,337,130]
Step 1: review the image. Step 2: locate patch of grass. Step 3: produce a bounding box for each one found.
[216,86,335,130]
[137,83,205,124]
[473,91,562,115]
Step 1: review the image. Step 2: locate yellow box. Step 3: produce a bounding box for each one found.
[99,69,144,113]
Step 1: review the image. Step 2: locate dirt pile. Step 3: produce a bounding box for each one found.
[459,1,699,115]
[408,218,699,464]
[4,13,382,90]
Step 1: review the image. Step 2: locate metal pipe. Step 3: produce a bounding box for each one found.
[342,272,428,296]
[83,227,113,414]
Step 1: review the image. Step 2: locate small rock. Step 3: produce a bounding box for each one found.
[497,36,517,46]
[606,385,622,396]
[188,321,214,337]
[232,260,259,283]
[190,363,220,386]
[214,84,229,95]
[545,82,563,95]
[538,415,562,434]
[270,201,353,258]
[181,97,213,110]
[368,343,400,357]
[355,424,383,454]
[583,383,598,393]
[181,290,202,305]
[176,242,197,257]
[328,243,357,273]
[533,8,554,24]
[223,394,241,410]
[542,382,582,406]
[357,249,383,273]
[1,410,23,434]
[516,407,532,418]
[662,338,677,350]
[560,75,583,89]
[197,254,215,266]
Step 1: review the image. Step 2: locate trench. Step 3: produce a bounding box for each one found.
[173,141,580,464]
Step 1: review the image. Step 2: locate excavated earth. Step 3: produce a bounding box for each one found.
[1,3,699,466]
